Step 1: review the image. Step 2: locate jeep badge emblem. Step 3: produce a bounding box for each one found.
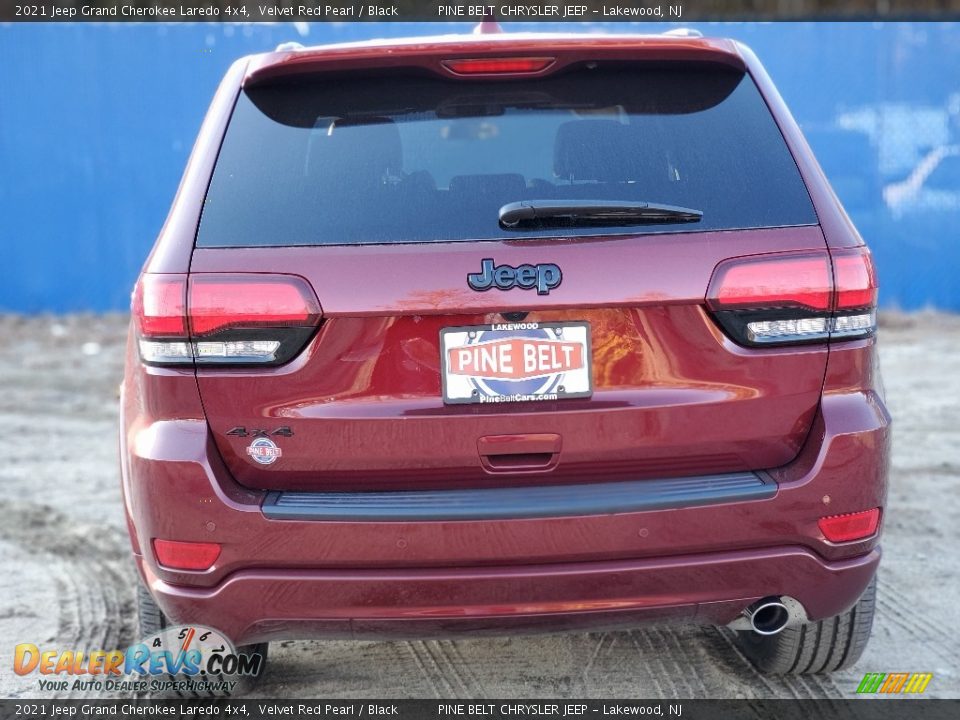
[467,258,562,296]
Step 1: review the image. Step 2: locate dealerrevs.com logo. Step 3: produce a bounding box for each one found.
[14,625,261,695]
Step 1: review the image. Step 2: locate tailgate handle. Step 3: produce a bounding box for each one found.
[478,434,561,472]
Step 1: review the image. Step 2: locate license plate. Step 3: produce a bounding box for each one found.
[440,321,592,405]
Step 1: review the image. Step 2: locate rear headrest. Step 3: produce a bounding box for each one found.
[554,120,635,182]
[307,116,403,182]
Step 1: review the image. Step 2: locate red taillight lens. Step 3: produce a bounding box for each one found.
[134,273,322,367]
[708,253,832,312]
[706,249,878,347]
[152,539,221,571]
[833,247,878,310]
[818,508,881,543]
[132,274,187,337]
[188,275,321,336]
[441,57,556,75]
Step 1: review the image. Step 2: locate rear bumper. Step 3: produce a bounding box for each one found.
[138,547,880,645]
[122,387,889,645]
[261,471,775,521]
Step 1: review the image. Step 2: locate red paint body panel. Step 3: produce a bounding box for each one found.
[191,226,830,491]
[139,549,880,645]
[141,58,246,275]
[122,32,890,645]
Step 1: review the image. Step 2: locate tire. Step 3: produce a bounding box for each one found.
[137,581,167,637]
[735,575,877,675]
[136,579,268,697]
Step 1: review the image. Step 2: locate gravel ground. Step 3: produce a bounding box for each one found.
[1,312,958,699]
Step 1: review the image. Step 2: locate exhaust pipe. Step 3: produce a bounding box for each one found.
[743,597,791,635]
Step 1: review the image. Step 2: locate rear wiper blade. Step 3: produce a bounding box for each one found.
[499,200,702,230]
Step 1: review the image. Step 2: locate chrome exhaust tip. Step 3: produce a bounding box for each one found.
[743,598,791,636]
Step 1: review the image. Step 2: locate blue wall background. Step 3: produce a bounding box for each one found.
[1,22,958,313]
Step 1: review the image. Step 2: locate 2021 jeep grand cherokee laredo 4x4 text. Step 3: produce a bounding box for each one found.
[121,30,889,686]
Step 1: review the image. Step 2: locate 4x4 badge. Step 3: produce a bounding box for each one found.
[227,426,294,438]
[467,258,562,296]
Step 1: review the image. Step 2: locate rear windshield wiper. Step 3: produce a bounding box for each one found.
[499,200,702,230]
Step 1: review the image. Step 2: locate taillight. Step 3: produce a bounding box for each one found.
[189,276,320,335]
[706,248,877,347]
[831,248,878,339]
[132,273,322,366]
[132,274,191,364]
[132,274,187,337]
[441,57,556,76]
[818,508,881,543]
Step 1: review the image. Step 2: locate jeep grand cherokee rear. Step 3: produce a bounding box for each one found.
[121,32,889,685]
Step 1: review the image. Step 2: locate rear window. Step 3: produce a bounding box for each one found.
[198,64,817,247]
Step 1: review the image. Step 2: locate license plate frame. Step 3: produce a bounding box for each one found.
[440,321,593,405]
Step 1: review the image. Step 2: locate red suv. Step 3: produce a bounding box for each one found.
[121,30,888,687]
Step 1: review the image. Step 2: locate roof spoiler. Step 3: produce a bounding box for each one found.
[247,36,744,87]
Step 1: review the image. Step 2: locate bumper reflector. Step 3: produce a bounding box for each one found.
[818,508,881,543]
[153,539,221,571]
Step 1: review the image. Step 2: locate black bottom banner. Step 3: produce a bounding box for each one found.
[2,700,959,720]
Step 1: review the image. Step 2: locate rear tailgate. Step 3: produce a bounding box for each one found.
[192,227,827,491]
[190,51,826,492]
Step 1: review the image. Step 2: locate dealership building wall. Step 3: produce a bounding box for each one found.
[1,22,958,312]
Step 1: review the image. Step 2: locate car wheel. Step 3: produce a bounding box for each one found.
[136,579,268,696]
[736,575,877,674]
